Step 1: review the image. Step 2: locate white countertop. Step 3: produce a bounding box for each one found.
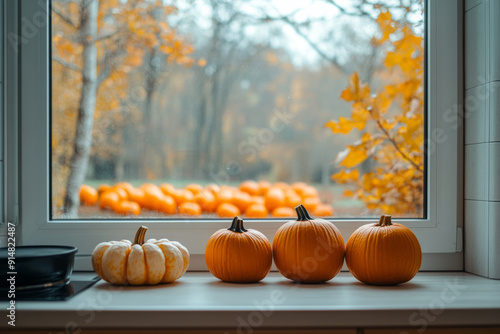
[2,272,500,330]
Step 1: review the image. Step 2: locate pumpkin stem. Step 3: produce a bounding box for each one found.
[133,226,148,244]
[228,216,247,233]
[377,215,393,227]
[295,204,313,221]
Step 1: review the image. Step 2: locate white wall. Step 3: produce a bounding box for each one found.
[464,0,500,278]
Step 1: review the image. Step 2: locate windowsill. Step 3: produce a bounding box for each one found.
[2,272,500,331]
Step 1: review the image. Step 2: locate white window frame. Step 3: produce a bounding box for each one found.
[7,0,463,270]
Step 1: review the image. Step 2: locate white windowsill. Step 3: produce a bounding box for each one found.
[1,272,500,330]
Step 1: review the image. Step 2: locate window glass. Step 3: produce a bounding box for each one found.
[51,0,424,220]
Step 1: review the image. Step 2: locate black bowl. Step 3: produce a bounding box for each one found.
[0,246,77,289]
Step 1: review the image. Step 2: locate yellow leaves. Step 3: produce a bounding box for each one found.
[327,5,425,216]
[375,10,396,44]
[332,169,359,183]
[325,117,365,134]
[340,71,371,102]
[339,148,369,169]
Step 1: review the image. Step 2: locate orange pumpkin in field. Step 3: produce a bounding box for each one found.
[178,202,202,216]
[232,191,252,212]
[160,183,176,197]
[239,181,260,196]
[257,180,271,196]
[284,190,301,208]
[98,184,112,195]
[114,201,141,216]
[273,182,289,191]
[205,183,221,195]
[264,188,286,211]
[245,204,268,218]
[300,186,319,199]
[156,195,177,215]
[216,189,235,206]
[314,204,334,217]
[141,185,165,211]
[115,182,134,193]
[250,196,265,206]
[173,189,195,205]
[217,203,240,218]
[127,188,146,207]
[185,184,203,196]
[195,190,217,212]
[80,185,98,206]
[291,182,308,196]
[112,187,128,201]
[99,191,120,211]
[271,207,295,217]
[302,196,321,211]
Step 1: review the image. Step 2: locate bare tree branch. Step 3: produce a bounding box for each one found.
[52,56,81,71]
[323,0,373,18]
[264,15,342,70]
[52,6,78,29]
[93,31,121,43]
[97,47,127,85]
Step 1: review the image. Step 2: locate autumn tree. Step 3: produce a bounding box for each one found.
[52,0,193,217]
[326,7,424,216]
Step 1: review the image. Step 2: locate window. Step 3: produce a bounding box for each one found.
[10,0,463,270]
[51,0,426,221]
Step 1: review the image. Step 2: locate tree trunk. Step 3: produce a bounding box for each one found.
[140,48,161,178]
[62,0,98,217]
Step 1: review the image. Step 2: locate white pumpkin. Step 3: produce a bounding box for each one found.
[92,226,189,285]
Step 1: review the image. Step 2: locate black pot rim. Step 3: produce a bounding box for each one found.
[0,245,78,258]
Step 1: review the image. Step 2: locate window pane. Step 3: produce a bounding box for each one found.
[51,0,425,220]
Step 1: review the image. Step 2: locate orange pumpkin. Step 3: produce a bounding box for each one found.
[115,182,134,193]
[194,190,217,212]
[264,188,286,211]
[141,185,165,211]
[302,196,321,212]
[239,180,260,196]
[114,201,141,216]
[257,180,271,196]
[173,189,195,205]
[271,207,295,217]
[205,217,272,283]
[313,204,334,217]
[99,191,120,211]
[127,188,146,207]
[245,203,268,218]
[178,202,202,216]
[185,183,203,196]
[232,191,252,212]
[300,186,319,199]
[216,189,235,206]
[216,203,240,218]
[284,190,301,208]
[159,183,176,197]
[156,195,177,215]
[291,182,308,195]
[273,182,289,190]
[80,185,98,206]
[112,187,128,201]
[205,183,221,195]
[346,215,422,285]
[272,204,345,283]
[97,184,112,195]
